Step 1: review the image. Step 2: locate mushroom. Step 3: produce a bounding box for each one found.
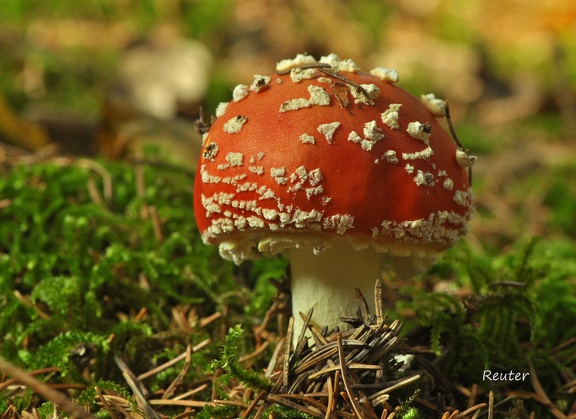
[193,53,475,340]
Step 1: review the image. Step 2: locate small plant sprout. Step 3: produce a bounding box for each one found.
[193,53,475,342]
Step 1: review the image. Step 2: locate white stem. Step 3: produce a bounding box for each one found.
[288,239,382,342]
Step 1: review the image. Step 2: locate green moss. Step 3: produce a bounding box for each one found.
[210,325,272,392]
[74,379,141,416]
[543,164,576,236]
[21,331,109,381]
[263,405,314,419]
[0,160,234,376]
[400,407,424,419]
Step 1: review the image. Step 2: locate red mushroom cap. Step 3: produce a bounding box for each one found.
[194,54,474,264]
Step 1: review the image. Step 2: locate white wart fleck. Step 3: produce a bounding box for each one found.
[348,131,362,145]
[319,53,360,73]
[288,166,324,200]
[370,67,399,83]
[348,125,383,152]
[225,152,244,167]
[381,104,402,129]
[290,67,316,83]
[402,146,434,161]
[421,93,447,117]
[360,121,384,151]
[232,84,249,102]
[203,143,219,161]
[249,166,264,175]
[456,149,476,168]
[308,85,331,106]
[215,102,229,118]
[251,75,271,92]
[262,208,278,220]
[453,188,473,206]
[323,214,355,234]
[276,54,317,72]
[383,150,398,164]
[414,170,435,187]
[350,84,380,105]
[299,133,316,144]
[406,121,431,144]
[223,115,247,134]
[271,167,288,185]
[280,98,310,112]
[279,85,331,112]
[317,122,341,143]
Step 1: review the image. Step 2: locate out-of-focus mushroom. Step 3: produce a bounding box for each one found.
[116,36,213,120]
[193,53,475,339]
[97,35,212,164]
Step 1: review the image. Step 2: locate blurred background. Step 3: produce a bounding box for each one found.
[1,0,575,252]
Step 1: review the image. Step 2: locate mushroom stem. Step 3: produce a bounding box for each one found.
[288,239,382,341]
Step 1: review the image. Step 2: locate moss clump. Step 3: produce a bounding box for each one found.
[0,159,251,415]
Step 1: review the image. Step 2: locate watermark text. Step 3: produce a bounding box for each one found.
[483,370,529,382]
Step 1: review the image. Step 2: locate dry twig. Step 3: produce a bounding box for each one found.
[0,357,94,419]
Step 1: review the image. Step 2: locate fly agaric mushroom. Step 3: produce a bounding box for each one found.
[194,53,475,338]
